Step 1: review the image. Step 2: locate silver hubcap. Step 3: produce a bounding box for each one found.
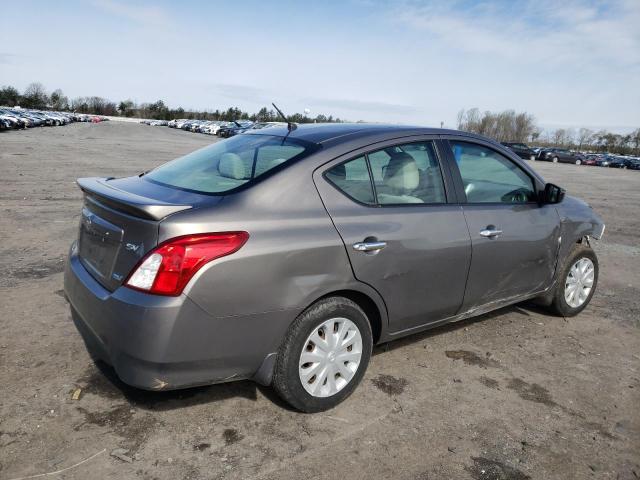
[564,258,595,308]
[298,317,363,398]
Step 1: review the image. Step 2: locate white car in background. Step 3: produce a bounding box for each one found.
[203,121,228,135]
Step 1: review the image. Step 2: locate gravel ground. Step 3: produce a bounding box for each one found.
[0,122,638,480]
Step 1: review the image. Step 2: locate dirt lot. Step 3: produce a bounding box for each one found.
[0,122,638,480]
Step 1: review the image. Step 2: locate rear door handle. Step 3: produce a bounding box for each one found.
[353,241,387,252]
[479,228,503,238]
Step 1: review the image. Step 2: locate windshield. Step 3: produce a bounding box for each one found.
[145,134,318,194]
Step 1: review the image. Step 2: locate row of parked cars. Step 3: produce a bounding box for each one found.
[142,118,287,138]
[501,142,640,170]
[0,107,108,131]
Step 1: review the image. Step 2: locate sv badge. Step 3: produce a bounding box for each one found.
[125,243,141,253]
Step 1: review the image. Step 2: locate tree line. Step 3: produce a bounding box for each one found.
[457,108,640,155]
[3,83,638,155]
[0,82,345,124]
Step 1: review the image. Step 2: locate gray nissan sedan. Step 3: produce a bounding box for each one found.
[64,123,604,412]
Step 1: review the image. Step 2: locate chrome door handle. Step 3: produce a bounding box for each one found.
[353,241,387,252]
[479,228,503,238]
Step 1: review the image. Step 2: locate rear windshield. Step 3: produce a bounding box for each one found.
[145,134,317,194]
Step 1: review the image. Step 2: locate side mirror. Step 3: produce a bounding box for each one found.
[541,183,565,204]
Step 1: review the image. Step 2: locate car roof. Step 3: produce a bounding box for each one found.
[243,122,478,145]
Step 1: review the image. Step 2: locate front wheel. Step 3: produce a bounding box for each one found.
[272,297,373,412]
[575,159,582,165]
[548,243,598,317]
[552,156,559,163]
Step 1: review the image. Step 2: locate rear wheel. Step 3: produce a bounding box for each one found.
[575,159,582,165]
[548,243,598,317]
[272,297,373,412]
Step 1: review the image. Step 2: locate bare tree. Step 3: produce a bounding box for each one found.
[551,129,563,145]
[630,128,640,155]
[457,108,536,142]
[50,89,69,110]
[530,128,542,143]
[577,128,593,150]
[22,82,49,109]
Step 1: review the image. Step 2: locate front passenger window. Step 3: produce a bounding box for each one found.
[450,141,536,203]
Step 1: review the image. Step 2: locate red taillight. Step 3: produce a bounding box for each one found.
[125,232,249,296]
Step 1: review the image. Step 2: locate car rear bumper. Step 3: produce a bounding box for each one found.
[64,243,289,390]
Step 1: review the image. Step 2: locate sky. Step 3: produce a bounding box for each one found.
[1,0,639,132]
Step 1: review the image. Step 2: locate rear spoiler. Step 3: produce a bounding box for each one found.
[77,177,192,221]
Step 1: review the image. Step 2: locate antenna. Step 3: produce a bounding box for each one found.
[272,103,297,131]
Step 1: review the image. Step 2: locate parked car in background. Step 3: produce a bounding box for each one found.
[188,120,204,132]
[249,121,287,130]
[11,110,38,127]
[531,147,544,156]
[168,119,186,128]
[609,156,633,169]
[605,156,621,168]
[206,122,231,135]
[217,121,254,138]
[0,107,82,132]
[64,124,604,412]
[501,142,536,160]
[595,155,613,167]
[0,110,27,129]
[626,158,640,170]
[163,119,283,137]
[201,122,221,135]
[583,155,599,166]
[538,148,584,165]
[195,121,216,133]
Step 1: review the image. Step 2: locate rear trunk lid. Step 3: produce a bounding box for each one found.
[76,176,219,291]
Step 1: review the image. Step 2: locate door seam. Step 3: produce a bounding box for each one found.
[310,174,391,324]
[458,206,474,315]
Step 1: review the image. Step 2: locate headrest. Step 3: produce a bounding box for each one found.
[384,153,419,192]
[218,153,246,180]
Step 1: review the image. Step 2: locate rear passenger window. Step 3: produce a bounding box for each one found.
[326,156,375,204]
[325,141,447,205]
[370,142,446,204]
[450,141,536,203]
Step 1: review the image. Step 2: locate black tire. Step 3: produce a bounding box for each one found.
[272,297,373,412]
[548,243,598,317]
[552,156,559,163]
